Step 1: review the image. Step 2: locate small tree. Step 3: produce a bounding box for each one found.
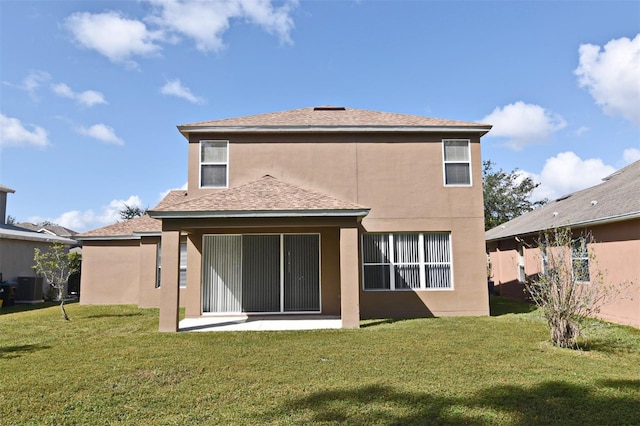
[119,204,147,220]
[525,227,617,349]
[33,243,81,321]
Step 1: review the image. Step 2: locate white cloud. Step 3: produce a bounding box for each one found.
[526,152,616,201]
[160,79,204,103]
[575,34,640,125]
[64,11,163,66]
[575,126,589,136]
[2,70,51,99]
[146,0,298,52]
[28,195,144,232]
[76,123,124,145]
[481,101,567,150]
[51,83,107,107]
[623,147,640,164]
[63,2,298,66]
[0,114,50,148]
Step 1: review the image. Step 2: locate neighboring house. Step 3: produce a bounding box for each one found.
[17,222,78,239]
[486,161,640,328]
[0,185,77,301]
[77,106,492,331]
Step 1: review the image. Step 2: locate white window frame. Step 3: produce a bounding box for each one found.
[571,238,590,283]
[156,243,162,288]
[199,140,229,188]
[361,232,454,291]
[179,242,187,288]
[442,139,472,186]
[517,244,526,283]
[156,241,188,288]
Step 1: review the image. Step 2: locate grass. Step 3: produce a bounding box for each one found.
[1,297,639,425]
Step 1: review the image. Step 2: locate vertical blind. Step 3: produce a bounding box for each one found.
[202,234,320,313]
[363,232,453,290]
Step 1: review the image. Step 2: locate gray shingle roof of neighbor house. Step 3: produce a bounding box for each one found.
[0,223,77,244]
[149,175,370,219]
[486,160,640,241]
[177,106,492,137]
[76,214,161,240]
[17,223,78,238]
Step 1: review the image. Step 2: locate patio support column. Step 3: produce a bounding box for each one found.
[159,228,180,332]
[340,227,360,328]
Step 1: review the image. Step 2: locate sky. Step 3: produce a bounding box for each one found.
[1,0,639,233]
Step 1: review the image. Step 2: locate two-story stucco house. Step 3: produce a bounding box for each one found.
[78,106,492,331]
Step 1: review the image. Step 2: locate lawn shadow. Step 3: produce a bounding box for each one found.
[360,318,414,328]
[258,380,639,425]
[0,344,50,359]
[489,295,536,317]
[0,301,65,316]
[84,312,144,319]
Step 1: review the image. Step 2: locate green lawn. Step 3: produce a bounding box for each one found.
[1,298,639,425]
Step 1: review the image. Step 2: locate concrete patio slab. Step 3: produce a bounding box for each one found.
[179,316,342,332]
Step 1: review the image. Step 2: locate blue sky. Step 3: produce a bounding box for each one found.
[1,0,639,232]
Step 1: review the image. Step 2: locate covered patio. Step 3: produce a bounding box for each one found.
[148,176,370,332]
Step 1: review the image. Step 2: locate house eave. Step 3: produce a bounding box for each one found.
[76,235,141,242]
[485,211,640,242]
[0,230,77,244]
[148,209,371,220]
[178,125,492,139]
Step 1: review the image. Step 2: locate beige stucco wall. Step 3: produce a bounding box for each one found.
[81,237,187,308]
[80,241,141,305]
[487,219,640,328]
[182,132,489,319]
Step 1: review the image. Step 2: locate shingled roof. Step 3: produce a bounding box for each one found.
[17,223,78,238]
[149,175,369,219]
[486,160,640,241]
[178,106,491,136]
[77,214,161,240]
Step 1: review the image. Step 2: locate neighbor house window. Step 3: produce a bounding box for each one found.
[518,244,526,282]
[362,232,453,290]
[443,139,471,186]
[571,238,590,282]
[200,140,228,188]
[540,249,548,275]
[156,242,188,288]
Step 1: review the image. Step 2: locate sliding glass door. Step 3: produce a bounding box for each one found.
[202,234,320,313]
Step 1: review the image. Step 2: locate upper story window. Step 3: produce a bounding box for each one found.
[443,139,471,186]
[200,140,228,188]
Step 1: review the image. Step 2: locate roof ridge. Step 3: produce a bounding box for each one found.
[178,106,492,129]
